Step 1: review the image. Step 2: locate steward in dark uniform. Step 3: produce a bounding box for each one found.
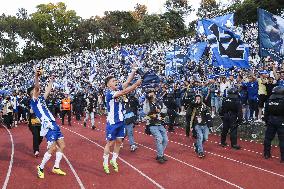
[263,86,284,163]
[219,88,242,150]
[183,88,196,137]
[164,91,178,132]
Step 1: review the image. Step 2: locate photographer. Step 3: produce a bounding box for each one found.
[83,92,97,129]
[2,96,14,129]
[143,90,168,164]
[188,94,212,158]
[124,93,139,152]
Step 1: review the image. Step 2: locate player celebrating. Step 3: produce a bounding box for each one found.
[103,68,142,174]
[27,69,66,179]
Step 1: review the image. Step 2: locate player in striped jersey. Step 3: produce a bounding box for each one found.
[27,69,66,179]
[103,68,142,174]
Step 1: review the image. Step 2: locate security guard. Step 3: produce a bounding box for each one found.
[263,86,284,163]
[61,93,72,126]
[219,88,242,150]
[183,88,196,137]
[164,89,178,132]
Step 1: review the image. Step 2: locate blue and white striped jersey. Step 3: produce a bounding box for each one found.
[30,96,55,122]
[105,89,124,125]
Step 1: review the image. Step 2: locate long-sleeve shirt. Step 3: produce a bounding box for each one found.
[242,81,258,101]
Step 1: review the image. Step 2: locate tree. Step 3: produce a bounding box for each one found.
[197,0,220,19]
[131,4,147,21]
[165,0,193,17]
[162,10,186,38]
[99,11,138,46]
[30,2,81,56]
[139,14,171,43]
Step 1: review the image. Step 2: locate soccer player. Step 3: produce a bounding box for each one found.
[27,69,66,179]
[103,68,142,174]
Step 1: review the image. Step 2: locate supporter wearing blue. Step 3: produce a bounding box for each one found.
[103,67,142,174]
[27,70,66,179]
[272,64,284,87]
[242,75,259,120]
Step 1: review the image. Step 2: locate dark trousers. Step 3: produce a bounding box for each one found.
[221,114,238,146]
[19,108,27,121]
[185,109,197,138]
[61,110,71,125]
[4,113,13,129]
[54,106,61,118]
[74,107,82,121]
[167,109,177,130]
[29,126,43,153]
[264,120,284,161]
[248,99,258,119]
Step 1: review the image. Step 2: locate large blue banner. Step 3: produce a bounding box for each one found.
[165,46,186,76]
[187,42,208,63]
[197,13,234,35]
[202,19,250,68]
[258,9,284,62]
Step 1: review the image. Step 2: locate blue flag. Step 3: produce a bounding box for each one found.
[120,48,129,57]
[202,19,250,68]
[258,9,284,62]
[197,13,234,35]
[187,42,208,63]
[165,50,186,76]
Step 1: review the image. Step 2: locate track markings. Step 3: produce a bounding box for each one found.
[132,130,284,179]
[62,126,165,189]
[93,127,244,188]
[63,154,86,189]
[1,125,14,189]
[135,142,244,189]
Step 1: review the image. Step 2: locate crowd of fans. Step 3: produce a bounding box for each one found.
[1,23,284,135]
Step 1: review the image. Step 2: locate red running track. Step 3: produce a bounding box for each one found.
[1,115,284,189]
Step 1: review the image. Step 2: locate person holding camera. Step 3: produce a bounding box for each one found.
[143,90,168,164]
[188,94,212,158]
[83,92,97,129]
[2,96,14,129]
[124,93,139,152]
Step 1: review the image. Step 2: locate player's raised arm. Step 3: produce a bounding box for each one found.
[33,69,41,100]
[114,79,142,98]
[44,76,55,100]
[122,64,138,89]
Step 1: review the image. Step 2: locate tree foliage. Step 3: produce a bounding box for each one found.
[1,1,284,65]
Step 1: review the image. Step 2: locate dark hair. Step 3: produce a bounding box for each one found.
[104,75,115,86]
[27,86,34,96]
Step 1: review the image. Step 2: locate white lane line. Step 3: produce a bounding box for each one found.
[61,126,165,189]
[1,125,14,189]
[135,142,244,189]
[95,128,243,188]
[132,130,284,179]
[63,155,86,189]
[93,120,279,158]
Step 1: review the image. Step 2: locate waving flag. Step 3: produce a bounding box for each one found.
[197,13,234,35]
[165,45,187,76]
[120,48,129,57]
[258,8,284,62]
[202,19,250,68]
[187,42,208,63]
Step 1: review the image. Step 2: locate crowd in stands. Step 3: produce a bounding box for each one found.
[1,23,284,134]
